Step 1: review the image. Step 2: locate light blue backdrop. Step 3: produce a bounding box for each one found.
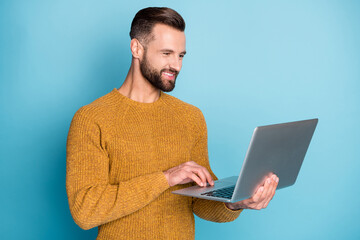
[1,0,359,239]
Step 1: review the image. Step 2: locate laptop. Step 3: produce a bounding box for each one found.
[172,118,318,203]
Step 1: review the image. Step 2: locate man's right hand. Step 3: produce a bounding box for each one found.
[163,161,215,187]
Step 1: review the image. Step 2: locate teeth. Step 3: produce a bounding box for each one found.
[164,72,174,76]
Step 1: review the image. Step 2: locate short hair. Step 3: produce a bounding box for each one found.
[130,7,185,45]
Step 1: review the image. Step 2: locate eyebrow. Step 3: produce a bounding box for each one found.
[160,49,187,55]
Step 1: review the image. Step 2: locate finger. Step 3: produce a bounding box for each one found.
[263,176,279,208]
[189,167,208,187]
[255,177,273,208]
[198,166,214,186]
[171,168,202,186]
[235,186,266,210]
[186,161,214,186]
[262,176,278,207]
[251,185,265,203]
[185,171,205,187]
[182,166,205,182]
[269,175,279,198]
[235,176,278,210]
[254,175,278,209]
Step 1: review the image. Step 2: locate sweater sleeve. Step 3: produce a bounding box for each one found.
[66,109,170,230]
[191,110,243,222]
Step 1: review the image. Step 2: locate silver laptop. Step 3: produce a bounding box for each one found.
[172,118,318,203]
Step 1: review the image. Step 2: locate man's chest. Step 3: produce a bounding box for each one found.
[104,116,198,182]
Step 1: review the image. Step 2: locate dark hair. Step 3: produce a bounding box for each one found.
[130,7,185,44]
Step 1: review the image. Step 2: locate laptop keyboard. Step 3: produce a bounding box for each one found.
[201,185,235,199]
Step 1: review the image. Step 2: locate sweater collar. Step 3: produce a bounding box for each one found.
[111,88,166,108]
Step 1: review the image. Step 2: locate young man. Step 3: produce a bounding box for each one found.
[66,7,279,239]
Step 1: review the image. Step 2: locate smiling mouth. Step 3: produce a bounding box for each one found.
[161,70,178,80]
[163,72,175,77]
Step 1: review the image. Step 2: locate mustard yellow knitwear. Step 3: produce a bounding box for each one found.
[66,88,242,239]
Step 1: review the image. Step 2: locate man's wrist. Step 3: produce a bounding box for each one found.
[163,171,171,186]
[225,202,243,211]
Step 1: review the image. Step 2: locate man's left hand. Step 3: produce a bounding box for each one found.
[225,174,279,210]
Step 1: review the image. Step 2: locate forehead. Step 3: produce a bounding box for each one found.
[147,24,186,51]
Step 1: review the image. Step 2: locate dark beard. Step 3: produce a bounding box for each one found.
[140,52,178,92]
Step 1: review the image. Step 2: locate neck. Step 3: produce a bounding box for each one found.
[118,59,160,103]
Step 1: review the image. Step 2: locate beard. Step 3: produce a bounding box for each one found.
[140,52,179,92]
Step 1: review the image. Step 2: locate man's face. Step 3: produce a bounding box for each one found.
[139,24,186,92]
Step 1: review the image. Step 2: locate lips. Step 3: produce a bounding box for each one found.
[162,70,177,80]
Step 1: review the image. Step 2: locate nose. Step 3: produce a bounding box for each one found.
[169,55,182,72]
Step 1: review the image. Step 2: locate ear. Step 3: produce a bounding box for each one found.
[130,38,145,60]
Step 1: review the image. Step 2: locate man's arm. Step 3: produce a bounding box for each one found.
[66,110,170,230]
[189,110,278,222]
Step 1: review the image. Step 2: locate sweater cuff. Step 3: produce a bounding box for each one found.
[155,171,171,192]
[223,202,244,214]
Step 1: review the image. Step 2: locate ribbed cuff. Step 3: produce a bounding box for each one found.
[223,202,244,213]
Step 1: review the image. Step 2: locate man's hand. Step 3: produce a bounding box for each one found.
[163,161,215,187]
[225,174,279,210]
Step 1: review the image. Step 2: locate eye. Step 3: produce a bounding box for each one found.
[179,54,185,58]
[163,52,170,56]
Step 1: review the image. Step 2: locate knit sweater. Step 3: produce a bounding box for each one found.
[66,88,242,239]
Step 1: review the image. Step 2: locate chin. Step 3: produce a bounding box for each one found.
[160,80,175,92]
[162,87,175,92]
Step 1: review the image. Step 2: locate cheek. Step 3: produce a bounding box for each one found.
[149,55,168,70]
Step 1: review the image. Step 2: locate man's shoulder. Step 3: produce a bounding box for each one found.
[72,89,123,121]
[163,93,205,122]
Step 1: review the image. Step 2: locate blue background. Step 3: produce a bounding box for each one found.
[1,0,359,239]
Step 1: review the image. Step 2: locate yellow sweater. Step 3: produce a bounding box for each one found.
[66,88,242,239]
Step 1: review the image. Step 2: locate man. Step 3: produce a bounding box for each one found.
[66,7,279,239]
